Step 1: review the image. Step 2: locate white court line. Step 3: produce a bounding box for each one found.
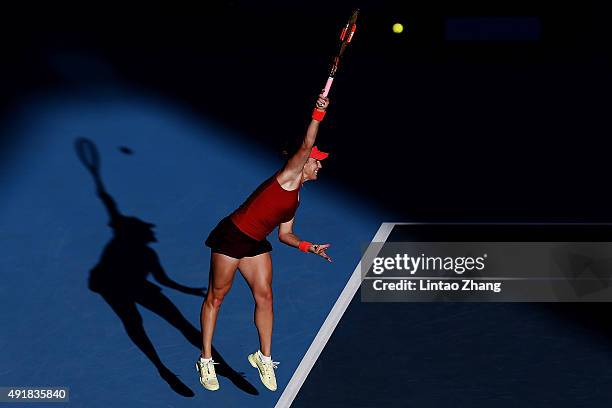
[274,222,397,408]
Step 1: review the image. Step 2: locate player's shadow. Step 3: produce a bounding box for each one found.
[77,138,258,397]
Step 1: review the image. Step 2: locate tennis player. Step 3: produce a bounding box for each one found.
[196,92,332,391]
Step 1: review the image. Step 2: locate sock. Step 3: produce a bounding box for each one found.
[200,356,212,363]
[258,350,272,362]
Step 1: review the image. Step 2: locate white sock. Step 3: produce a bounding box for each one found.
[200,356,212,363]
[258,350,272,362]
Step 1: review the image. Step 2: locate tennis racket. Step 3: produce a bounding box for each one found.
[321,9,359,98]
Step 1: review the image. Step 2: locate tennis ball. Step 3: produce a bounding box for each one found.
[392,23,404,34]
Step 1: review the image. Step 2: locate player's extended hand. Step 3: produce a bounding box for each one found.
[309,243,332,263]
[315,92,330,111]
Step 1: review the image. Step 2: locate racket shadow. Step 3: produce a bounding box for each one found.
[76,138,258,396]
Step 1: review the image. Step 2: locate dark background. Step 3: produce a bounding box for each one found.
[2,0,608,221]
[3,2,612,406]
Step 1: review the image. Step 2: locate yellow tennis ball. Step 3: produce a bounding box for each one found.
[392,23,404,34]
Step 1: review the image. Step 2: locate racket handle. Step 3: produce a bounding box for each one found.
[322,77,334,97]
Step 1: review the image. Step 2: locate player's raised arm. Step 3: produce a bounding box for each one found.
[278,93,329,182]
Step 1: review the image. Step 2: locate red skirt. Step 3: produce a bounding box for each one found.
[205,217,272,259]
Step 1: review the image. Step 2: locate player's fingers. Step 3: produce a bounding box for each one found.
[321,252,332,262]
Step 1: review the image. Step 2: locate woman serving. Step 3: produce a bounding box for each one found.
[196,93,332,392]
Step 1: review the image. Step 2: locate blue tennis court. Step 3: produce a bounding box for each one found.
[0,85,381,407]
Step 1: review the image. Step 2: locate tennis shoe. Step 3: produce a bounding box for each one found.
[195,358,220,391]
[248,351,279,391]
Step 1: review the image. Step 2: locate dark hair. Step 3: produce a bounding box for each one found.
[280,135,303,160]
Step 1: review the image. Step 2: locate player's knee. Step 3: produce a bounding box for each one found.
[207,288,229,309]
[255,287,273,308]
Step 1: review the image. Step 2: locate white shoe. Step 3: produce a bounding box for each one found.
[195,358,220,391]
[248,351,279,391]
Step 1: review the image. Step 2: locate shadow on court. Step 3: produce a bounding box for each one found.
[76,138,258,397]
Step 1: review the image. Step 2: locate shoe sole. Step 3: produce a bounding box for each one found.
[248,354,277,392]
[195,362,220,391]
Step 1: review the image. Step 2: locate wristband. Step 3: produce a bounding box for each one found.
[299,241,313,253]
[312,109,326,122]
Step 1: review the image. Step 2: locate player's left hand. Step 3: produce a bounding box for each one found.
[310,243,332,262]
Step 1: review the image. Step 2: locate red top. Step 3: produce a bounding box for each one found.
[230,174,300,241]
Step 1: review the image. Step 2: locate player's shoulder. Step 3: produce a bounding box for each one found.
[276,166,300,186]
